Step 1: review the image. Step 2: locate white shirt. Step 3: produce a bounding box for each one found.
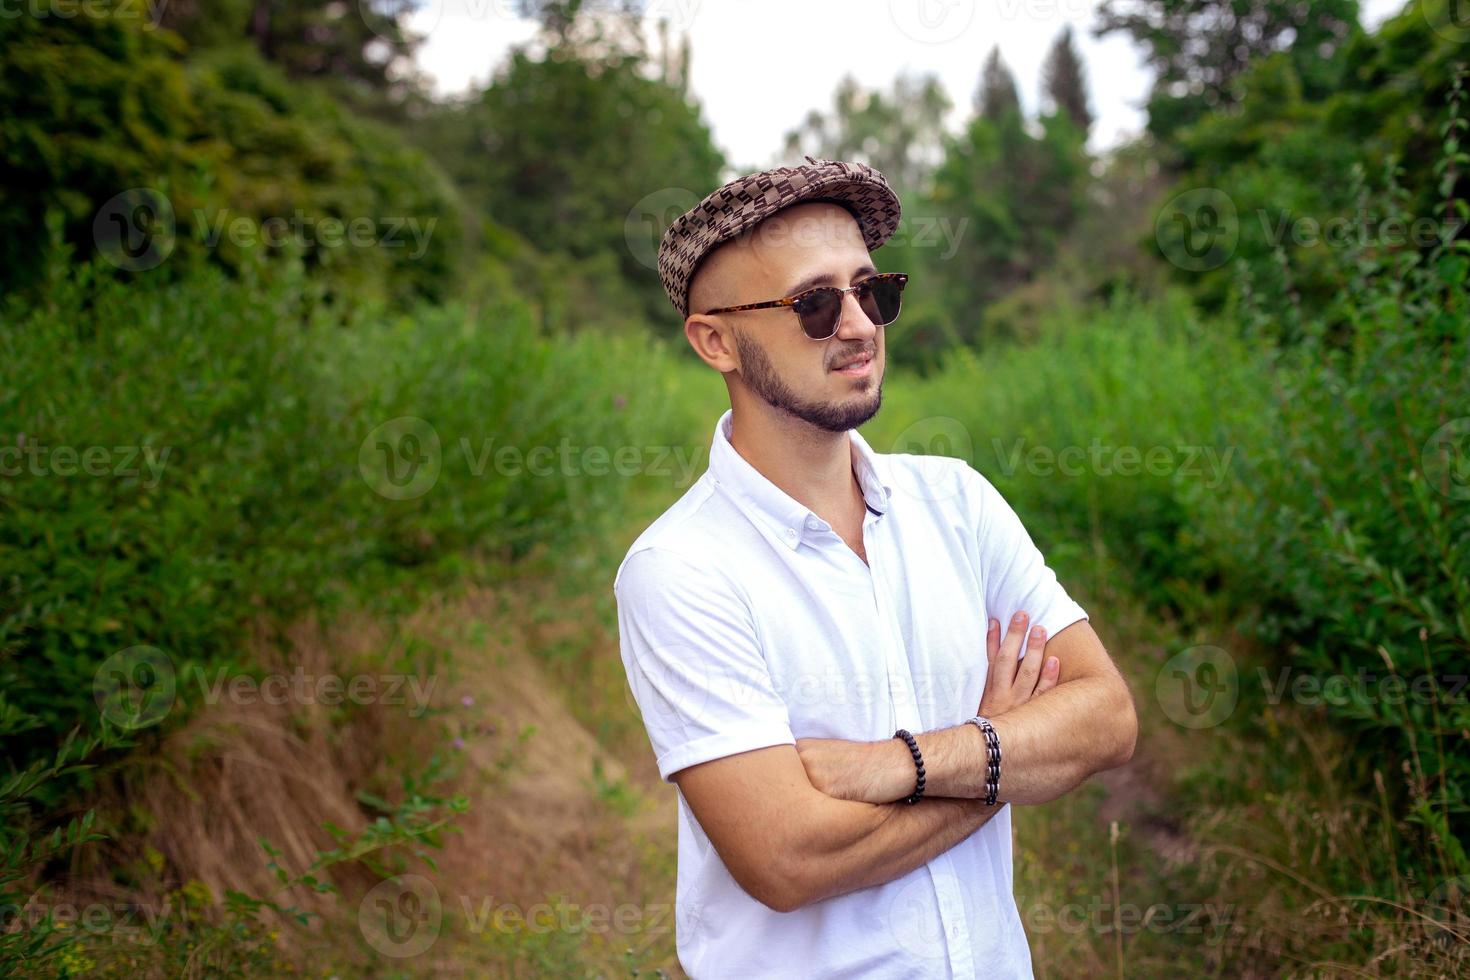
[613,408,1088,979]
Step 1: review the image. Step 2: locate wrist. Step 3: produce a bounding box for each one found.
[874,736,917,803]
[965,715,1002,805]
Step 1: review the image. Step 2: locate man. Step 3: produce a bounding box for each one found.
[613,156,1137,978]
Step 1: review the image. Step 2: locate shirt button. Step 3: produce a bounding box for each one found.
[786,528,797,541]
[805,517,820,530]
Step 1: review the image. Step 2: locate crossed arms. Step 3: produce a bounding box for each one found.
[670,614,1138,914]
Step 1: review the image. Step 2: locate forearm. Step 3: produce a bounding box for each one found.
[807,677,1137,806]
[929,676,1136,803]
[783,793,1000,909]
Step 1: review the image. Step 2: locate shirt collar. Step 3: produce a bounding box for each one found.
[707,408,894,551]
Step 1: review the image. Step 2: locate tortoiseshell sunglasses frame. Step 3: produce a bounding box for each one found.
[701,272,909,340]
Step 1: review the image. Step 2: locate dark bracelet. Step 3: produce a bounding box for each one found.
[966,716,1001,806]
[893,729,926,804]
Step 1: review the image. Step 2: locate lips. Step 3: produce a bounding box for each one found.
[834,352,874,371]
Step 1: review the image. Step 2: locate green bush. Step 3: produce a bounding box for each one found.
[414,46,726,329]
[0,3,464,309]
[867,288,1264,614]
[0,260,693,773]
[1199,145,1470,869]
[1170,3,1468,313]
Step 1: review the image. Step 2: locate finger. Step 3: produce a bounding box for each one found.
[1034,655,1062,696]
[995,611,1029,685]
[1014,625,1047,695]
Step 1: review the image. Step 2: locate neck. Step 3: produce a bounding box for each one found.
[727,404,865,524]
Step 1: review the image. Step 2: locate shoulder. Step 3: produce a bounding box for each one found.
[612,475,745,600]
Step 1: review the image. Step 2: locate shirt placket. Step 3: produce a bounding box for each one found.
[861,509,974,978]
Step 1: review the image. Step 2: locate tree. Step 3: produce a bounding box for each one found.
[159,0,426,104]
[976,47,1021,122]
[924,107,1090,344]
[1042,26,1093,135]
[1164,1,1468,312]
[513,0,653,59]
[780,73,952,197]
[1095,0,1361,141]
[419,46,724,325]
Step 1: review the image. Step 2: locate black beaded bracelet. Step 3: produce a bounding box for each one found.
[893,728,926,804]
[966,716,1001,806]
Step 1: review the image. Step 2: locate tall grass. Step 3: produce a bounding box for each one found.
[0,258,701,973]
[0,260,694,756]
[861,77,1469,972]
[863,287,1266,618]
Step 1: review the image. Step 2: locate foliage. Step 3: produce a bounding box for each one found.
[781,72,953,199]
[869,289,1263,614]
[0,700,119,977]
[1197,80,1470,866]
[413,46,725,329]
[1042,26,1093,135]
[975,46,1021,122]
[0,260,691,774]
[1164,4,1467,312]
[1095,0,1362,140]
[0,3,464,308]
[918,110,1091,352]
[157,0,426,106]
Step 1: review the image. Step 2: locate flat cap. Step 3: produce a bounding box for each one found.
[657,156,903,320]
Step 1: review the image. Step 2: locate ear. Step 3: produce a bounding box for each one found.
[685,315,739,373]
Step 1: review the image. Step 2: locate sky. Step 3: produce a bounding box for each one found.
[407,0,1410,171]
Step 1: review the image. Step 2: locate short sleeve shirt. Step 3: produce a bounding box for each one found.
[613,408,1088,979]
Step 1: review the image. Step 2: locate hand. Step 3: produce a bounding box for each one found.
[978,611,1060,716]
[795,737,897,803]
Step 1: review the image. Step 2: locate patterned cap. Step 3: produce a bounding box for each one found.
[657,156,903,319]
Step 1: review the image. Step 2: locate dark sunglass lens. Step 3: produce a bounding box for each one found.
[796,288,843,339]
[862,276,904,325]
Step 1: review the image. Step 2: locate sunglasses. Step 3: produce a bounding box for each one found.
[702,272,909,340]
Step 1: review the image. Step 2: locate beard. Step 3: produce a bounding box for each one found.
[731,327,882,433]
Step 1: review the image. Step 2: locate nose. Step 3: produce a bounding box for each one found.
[834,289,879,341]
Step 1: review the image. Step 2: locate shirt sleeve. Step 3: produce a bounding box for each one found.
[613,546,796,782]
[964,464,1089,646]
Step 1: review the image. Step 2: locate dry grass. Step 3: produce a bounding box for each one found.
[1017,569,1470,979]
[37,571,680,978]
